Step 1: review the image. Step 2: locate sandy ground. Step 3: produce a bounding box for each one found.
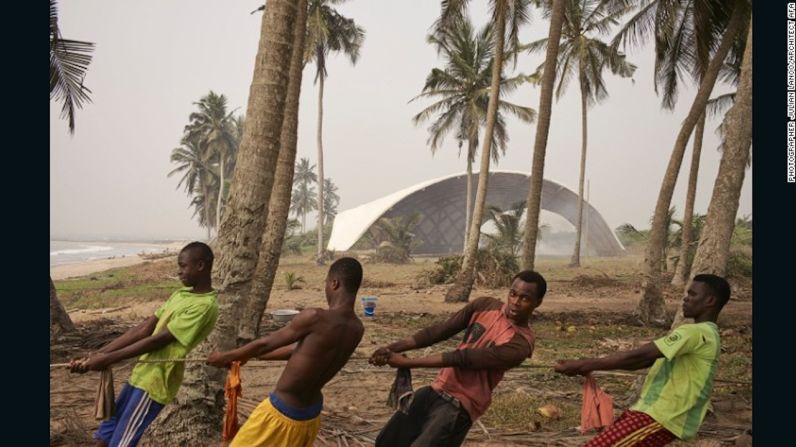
[50,241,186,280]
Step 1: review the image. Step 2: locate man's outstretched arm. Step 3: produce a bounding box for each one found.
[207,310,317,367]
[554,342,663,376]
[370,297,494,365]
[256,343,298,361]
[72,324,177,372]
[381,334,530,370]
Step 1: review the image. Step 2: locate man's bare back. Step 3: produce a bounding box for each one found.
[275,307,363,407]
[206,257,365,446]
[207,257,365,408]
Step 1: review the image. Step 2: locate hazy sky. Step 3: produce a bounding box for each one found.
[50,0,751,241]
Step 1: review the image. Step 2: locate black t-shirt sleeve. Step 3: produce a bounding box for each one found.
[441,332,532,369]
[411,297,500,347]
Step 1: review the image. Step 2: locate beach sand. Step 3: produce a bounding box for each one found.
[50,241,187,280]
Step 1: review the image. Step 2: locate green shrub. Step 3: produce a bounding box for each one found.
[726,249,752,278]
[283,272,306,290]
[420,249,519,288]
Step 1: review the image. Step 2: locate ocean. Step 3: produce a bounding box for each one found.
[49,240,177,267]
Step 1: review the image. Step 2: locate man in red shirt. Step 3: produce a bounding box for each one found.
[369,270,546,446]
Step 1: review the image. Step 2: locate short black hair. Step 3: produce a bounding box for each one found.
[328,257,363,294]
[181,241,214,267]
[512,270,547,302]
[692,273,731,309]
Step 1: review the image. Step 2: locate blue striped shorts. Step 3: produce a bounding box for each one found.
[94,383,164,447]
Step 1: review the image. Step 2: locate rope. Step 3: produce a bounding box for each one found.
[50,357,751,385]
[50,358,207,368]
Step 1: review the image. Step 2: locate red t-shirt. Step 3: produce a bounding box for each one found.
[412,296,535,420]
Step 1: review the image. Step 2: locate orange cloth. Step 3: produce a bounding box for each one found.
[581,374,614,434]
[223,361,242,441]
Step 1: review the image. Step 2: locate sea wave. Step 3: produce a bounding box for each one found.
[50,245,114,257]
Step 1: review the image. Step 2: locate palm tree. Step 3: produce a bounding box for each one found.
[294,157,318,186]
[291,183,318,233]
[672,19,752,328]
[292,158,318,232]
[184,91,238,232]
[323,177,341,225]
[483,201,527,257]
[524,0,635,267]
[239,0,310,344]
[412,18,536,247]
[146,0,299,441]
[370,213,424,263]
[625,0,749,324]
[610,0,744,287]
[670,213,706,274]
[168,135,217,240]
[522,0,566,271]
[661,206,683,271]
[441,0,532,303]
[50,0,93,337]
[49,0,94,135]
[305,0,365,261]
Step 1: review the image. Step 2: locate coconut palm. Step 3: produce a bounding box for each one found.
[184,91,238,232]
[292,158,319,232]
[440,0,533,303]
[412,18,536,247]
[294,157,318,184]
[610,0,744,287]
[614,0,750,324]
[168,135,217,240]
[670,213,706,274]
[49,0,94,135]
[50,0,93,337]
[483,201,527,257]
[522,0,566,271]
[146,0,299,441]
[523,0,635,267]
[672,20,752,328]
[323,178,340,225]
[370,213,424,264]
[305,0,365,261]
[291,182,318,233]
[239,0,310,343]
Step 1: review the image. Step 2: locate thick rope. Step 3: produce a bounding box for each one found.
[49,358,750,385]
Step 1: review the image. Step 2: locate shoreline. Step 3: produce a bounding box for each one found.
[50,241,187,280]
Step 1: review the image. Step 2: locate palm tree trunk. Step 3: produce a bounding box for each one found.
[445,9,506,303]
[50,276,75,339]
[570,73,588,267]
[316,71,326,263]
[216,157,225,231]
[671,19,752,328]
[204,179,212,240]
[464,139,476,248]
[142,1,297,443]
[239,0,308,343]
[636,0,748,325]
[672,112,706,287]
[522,0,565,270]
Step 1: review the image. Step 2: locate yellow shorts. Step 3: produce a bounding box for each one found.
[230,397,320,447]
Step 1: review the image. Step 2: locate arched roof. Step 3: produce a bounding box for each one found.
[327,170,625,256]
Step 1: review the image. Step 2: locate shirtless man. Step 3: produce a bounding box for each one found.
[207,257,365,447]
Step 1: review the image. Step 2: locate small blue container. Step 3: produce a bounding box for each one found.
[361,296,378,317]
